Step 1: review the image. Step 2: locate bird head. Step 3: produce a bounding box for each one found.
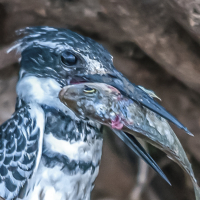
[12,26,190,133]
[14,27,113,85]
[12,27,116,109]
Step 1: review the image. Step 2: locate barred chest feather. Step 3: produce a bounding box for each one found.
[23,106,103,200]
[16,76,103,200]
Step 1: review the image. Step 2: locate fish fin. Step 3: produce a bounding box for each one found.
[138,86,162,101]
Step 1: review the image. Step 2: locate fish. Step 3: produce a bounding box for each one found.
[59,82,200,200]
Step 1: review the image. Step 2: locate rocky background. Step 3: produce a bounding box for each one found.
[0,0,200,199]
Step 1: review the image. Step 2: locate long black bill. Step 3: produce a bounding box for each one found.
[77,72,192,136]
[112,129,171,185]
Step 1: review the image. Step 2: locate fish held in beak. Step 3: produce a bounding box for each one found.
[77,73,193,136]
[59,82,200,199]
[59,82,170,184]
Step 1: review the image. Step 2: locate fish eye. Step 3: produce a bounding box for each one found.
[61,51,77,66]
[83,86,96,94]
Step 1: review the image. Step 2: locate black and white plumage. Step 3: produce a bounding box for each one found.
[0,103,45,199]
[0,27,191,200]
[14,77,103,200]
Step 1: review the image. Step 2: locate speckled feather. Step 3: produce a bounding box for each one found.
[0,103,45,200]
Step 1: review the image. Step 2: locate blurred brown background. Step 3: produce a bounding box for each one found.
[0,0,200,199]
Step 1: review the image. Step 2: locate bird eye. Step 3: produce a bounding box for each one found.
[83,86,96,94]
[61,51,77,66]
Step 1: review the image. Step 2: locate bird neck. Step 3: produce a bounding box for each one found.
[15,76,104,200]
[23,102,103,200]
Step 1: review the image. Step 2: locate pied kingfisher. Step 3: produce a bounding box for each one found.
[0,27,190,200]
